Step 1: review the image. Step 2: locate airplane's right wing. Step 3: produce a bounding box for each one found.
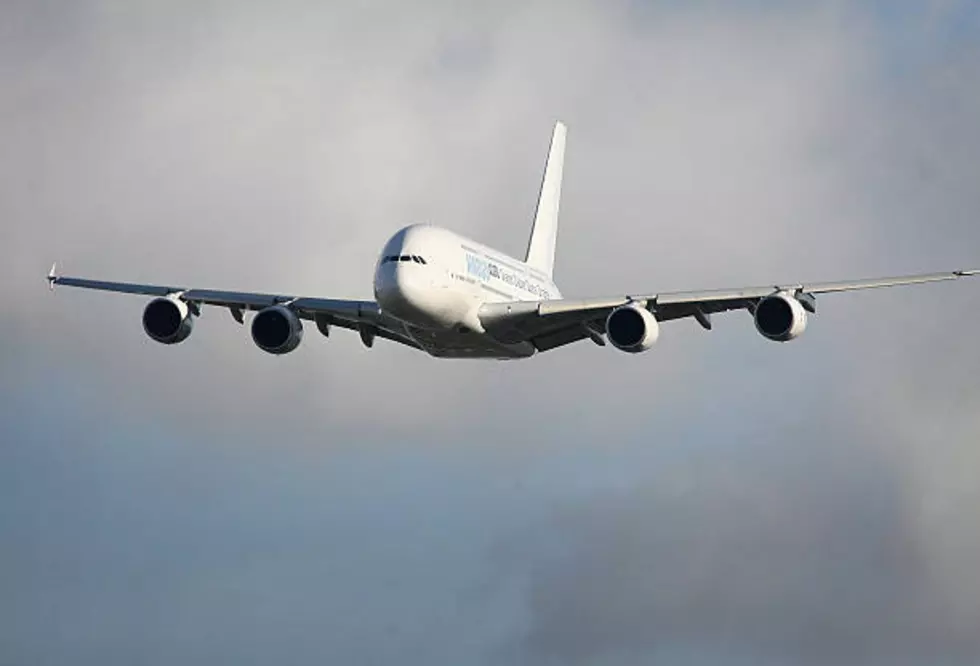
[478,269,980,352]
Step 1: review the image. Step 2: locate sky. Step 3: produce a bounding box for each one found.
[2,1,980,664]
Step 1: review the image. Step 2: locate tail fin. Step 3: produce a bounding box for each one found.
[524,120,566,278]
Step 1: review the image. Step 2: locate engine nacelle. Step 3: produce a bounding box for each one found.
[251,305,304,354]
[605,303,660,353]
[754,292,808,342]
[142,296,194,344]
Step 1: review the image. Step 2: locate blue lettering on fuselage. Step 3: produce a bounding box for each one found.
[465,250,551,299]
[465,253,490,281]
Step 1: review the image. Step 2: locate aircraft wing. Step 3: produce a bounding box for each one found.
[47,268,421,350]
[478,269,980,352]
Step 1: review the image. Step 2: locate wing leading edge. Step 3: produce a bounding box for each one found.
[479,269,980,352]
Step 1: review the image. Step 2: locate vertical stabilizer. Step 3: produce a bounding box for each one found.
[524,121,566,278]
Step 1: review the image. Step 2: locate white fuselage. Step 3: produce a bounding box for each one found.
[373,224,561,358]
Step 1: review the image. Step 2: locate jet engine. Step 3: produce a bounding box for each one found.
[142,296,194,344]
[753,292,807,342]
[251,305,304,354]
[605,303,660,353]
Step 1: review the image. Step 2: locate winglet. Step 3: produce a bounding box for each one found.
[47,262,58,291]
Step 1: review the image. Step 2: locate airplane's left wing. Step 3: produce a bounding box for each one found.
[47,267,420,350]
[479,269,980,352]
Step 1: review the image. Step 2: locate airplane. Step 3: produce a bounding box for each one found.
[48,121,978,360]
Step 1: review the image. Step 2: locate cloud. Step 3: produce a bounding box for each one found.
[504,416,980,665]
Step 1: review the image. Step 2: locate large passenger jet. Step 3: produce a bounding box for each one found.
[48,122,978,359]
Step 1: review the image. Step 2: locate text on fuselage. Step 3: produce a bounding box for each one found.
[465,252,550,299]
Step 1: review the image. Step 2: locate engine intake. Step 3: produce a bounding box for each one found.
[606,303,660,353]
[251,305,303,354]
[754,293,807,342]
[142,296,194,344]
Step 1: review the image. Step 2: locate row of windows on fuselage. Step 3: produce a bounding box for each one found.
[381,254,428,265]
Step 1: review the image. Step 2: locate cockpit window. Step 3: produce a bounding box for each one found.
[381,254,427,265]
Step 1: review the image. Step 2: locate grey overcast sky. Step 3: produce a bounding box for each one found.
[2,1,980,665]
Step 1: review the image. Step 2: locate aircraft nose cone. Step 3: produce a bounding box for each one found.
[374,262,435,323]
